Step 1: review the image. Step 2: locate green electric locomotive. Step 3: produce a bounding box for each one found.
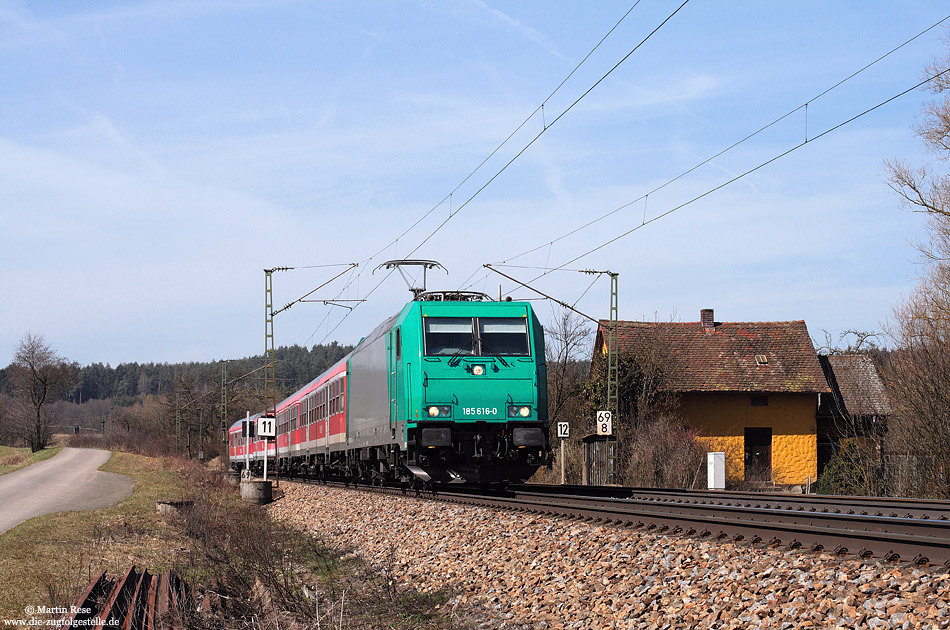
[348,292,550,484]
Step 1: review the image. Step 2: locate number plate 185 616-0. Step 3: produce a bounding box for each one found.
[462,407,498,416]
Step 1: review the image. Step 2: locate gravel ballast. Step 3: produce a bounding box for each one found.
[268,482,950,629]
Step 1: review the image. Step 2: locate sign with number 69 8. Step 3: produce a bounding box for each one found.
[596,410,612,436]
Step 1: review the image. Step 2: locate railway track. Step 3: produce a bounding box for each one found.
[510,483,950,521]
[298,477,950,567]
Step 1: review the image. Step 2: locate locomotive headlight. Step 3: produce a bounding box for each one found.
[472,365,485,376]
[508,405,531,418]
[427,405,452,417]
[428,406,440,417]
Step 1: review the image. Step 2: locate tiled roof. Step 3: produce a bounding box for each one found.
[597,317,829,394]
[818,354,891,417]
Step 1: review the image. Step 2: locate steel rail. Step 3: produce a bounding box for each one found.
[67,567,188,630]
[507,483,950,521]
[433,487,950,566]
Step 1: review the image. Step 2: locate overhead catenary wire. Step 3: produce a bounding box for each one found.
[400,0,692,264]
[488,13,950,270]
[273,263,358,317]
[305,1,682,344]
[354,1,646,269]
[318,10,946,345]
[308,0,649,326]
[508,65,950,292]
[452,13,950,297]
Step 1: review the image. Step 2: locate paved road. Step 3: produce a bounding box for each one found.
[0,447,133,535]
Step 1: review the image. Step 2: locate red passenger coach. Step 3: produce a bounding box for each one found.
[229,356,349,476]
[276,357,347,460]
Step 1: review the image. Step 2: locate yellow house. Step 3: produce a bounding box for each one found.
[598,309,829,487]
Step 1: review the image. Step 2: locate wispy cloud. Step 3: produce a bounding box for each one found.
[0,3,68,48]
[468,0,566,60]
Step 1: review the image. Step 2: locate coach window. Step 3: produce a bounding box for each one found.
[424,317,475,356]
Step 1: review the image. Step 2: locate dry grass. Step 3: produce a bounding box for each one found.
[0,445,63,476]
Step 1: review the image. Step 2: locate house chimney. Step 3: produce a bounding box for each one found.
[701,308,715,332]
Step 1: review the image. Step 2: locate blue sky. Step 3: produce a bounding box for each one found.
[2,1,948,366]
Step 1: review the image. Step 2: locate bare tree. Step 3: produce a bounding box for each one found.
[531,309,594,484]
[8,333,75,451]
[544,309,592,423]
[884,36,950,497]
[815,329,883,356]
[0,393,13,446]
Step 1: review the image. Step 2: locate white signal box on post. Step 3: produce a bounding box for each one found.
[556,422,570,439]
[257,415,276,438]
[596,410,613,436]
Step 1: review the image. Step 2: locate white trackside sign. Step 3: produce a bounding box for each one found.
[257,416,276,438]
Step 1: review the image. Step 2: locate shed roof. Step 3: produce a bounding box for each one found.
[818,354,891,417]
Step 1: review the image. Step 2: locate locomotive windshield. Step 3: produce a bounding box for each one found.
[478,318,530,356]
[424,317,475,355]
[424,316,530,357]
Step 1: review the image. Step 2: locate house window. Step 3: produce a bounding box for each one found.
[751,395,768,407]
[755,354,769,365]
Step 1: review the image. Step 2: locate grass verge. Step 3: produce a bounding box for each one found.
[0,445,63,476]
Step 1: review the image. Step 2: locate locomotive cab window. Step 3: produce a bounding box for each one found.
[424,317,475,356]
[478,318,530,356]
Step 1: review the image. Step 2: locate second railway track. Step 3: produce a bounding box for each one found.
[293,477,950,567]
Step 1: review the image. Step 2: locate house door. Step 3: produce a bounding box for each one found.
[744,427,772,483]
